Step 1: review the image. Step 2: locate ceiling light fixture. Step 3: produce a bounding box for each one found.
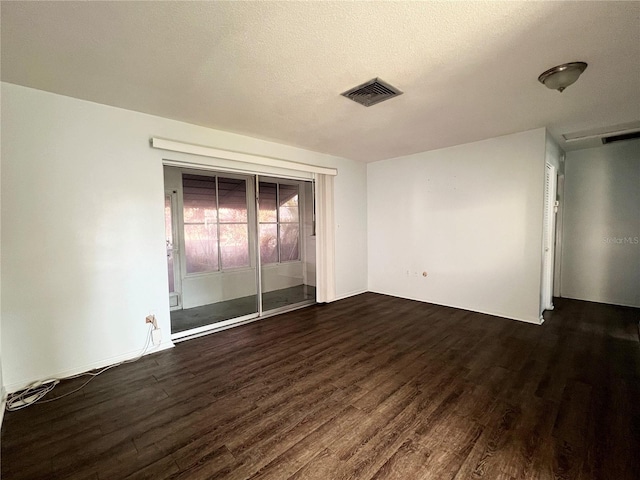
[538,62,588,92]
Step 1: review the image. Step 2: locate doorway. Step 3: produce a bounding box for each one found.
[163,166,317,340]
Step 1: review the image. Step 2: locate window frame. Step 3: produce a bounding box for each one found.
[258,180,302,265]
[181,171,253,276]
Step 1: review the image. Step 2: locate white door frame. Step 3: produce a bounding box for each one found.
[165,189,182,310]
[541,163,558,313]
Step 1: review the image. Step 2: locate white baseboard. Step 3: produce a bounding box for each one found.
[559,294,640,309]
[367,289,544,325]
[333,289,368,302]
[5,341,174,395]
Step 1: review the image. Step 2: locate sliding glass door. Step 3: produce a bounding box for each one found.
[164,166,315,340]
[164,167,258,338]
[258,179,316,312]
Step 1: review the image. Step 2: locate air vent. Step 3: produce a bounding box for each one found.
[602,131,640,145]
[341,78,402,107]
[562,121,640,142]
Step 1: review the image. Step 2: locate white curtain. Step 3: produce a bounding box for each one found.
[315,174,336,303]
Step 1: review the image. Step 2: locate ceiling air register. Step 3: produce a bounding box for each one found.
[341,78,403,107]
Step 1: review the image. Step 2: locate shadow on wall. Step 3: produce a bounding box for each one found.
[562,141,640,307]
[600,149,640,305]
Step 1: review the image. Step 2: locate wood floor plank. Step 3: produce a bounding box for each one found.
[499,397,559,479]
[370,440,464,480]
[368,438,432,480]
[2,294,639,480]
[452,401,522,479]
[242,405,362,480]
[286,448,345,480]
[166,445,237,480]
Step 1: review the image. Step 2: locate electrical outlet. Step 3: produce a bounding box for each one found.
[152,328,162,346]
[145,314,158,328]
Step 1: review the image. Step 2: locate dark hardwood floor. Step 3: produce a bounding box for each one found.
[2,293,639,479]
[171,285,317,333]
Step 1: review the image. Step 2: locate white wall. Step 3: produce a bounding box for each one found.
[0,91,4,415]
[334,158,368,299]
[561,140,640,307]
[367,129,547,324]
[0,82,368,391]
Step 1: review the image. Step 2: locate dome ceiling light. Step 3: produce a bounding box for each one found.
[538,62,588,92]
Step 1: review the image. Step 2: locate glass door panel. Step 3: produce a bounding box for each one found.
[258,178,316,313]
[166,167,258,338]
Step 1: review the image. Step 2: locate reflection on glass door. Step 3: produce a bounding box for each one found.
[165,168,258,338]
[258,178,316,313]
[163,167,316,340]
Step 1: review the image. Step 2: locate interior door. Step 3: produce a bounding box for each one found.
[541,163,558,312]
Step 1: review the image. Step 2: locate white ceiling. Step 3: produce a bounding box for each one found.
[2,1,639,162]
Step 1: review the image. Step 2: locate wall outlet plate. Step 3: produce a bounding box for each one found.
[152,328,162,346]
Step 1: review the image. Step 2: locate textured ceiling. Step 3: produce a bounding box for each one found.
[2,1,639,162]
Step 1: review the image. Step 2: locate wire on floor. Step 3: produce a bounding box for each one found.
[5,324,156,411]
